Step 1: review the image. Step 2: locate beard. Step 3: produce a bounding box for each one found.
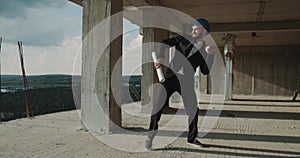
[193,33,203,40]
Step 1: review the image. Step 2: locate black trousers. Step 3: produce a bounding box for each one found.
[148,75,199,143]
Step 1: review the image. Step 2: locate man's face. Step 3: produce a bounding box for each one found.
[191,25,207,39]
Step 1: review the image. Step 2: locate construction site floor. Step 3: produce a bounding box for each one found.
[1,99,300,158]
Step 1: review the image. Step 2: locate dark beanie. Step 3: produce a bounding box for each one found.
[193,18,210,33]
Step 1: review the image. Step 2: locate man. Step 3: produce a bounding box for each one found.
[145,18,214,150]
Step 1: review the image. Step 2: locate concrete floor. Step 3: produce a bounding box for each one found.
[0,99,300,158]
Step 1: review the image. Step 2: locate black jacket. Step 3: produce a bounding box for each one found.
[158,35,214,79]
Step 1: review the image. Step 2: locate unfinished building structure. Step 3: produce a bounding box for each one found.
[69,0,300,132]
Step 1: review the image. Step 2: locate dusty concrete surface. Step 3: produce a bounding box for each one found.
[1,99,300,157]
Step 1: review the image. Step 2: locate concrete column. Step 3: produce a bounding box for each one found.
[222,34,236,100]
[141,28,169,111]
[141,2,169,112]
[141,27,155,112]
[199,70,208,94]
[81,0,123,133]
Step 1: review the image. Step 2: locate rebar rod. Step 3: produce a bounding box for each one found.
[17,41,30,118]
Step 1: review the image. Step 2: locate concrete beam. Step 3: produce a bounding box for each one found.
[124,0,149,7]
[235,45,300,53]
[211,21,300,32]
[70,0,151,7]
[146,0,165,6]
[68,0,82,6]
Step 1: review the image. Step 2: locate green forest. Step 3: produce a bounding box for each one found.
[1,74,75,88]
[2,87,75,121]
[1,75,77,121]
[1,74,141,121]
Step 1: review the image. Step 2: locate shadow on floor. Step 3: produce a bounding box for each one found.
[161,107,300,120]
[154,145,300,158]
[121,126,300,157]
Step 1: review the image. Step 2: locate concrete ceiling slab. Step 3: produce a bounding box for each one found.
[68,0,300,47]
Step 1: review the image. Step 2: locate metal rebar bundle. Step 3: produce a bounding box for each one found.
[17,41,30,118]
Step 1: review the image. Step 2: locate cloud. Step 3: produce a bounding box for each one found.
[29,36,81,74]
[0,1,82,75]
[129,34,142,47]
[0,0,81,47]
[1,36,82,75]
[123,19,140,51]
[122,20,142,75]
[123,34,143,75]
[0,0,67,19]
[1,17,65,46]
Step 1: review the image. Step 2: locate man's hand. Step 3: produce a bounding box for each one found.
[154,59,163,69]
[205,45,215,55]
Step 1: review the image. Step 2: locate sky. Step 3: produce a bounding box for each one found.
[0,0,142,75]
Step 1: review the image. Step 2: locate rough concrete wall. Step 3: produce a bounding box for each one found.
[233,46,300,97]
[232,48,252,95]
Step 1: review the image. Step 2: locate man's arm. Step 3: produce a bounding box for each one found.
[199,45,215,75]
[157,35,183,58]
[155,35,183,68]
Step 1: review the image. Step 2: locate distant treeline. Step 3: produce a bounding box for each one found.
[1,74,77,88]
[1,75,77,121]
[1,87,76,121]
[122,75,141,103]
[0,74,142,121]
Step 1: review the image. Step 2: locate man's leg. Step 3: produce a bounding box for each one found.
[181,86,207,147]
[181,88,198,143]
[187,110,198,143]
[146,76,179,149]
[177,74,203,144]
[147,84,169,139]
